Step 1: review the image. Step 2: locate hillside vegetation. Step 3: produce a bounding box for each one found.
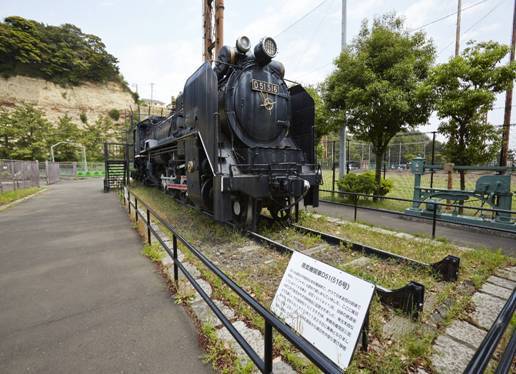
[0,16,126,87]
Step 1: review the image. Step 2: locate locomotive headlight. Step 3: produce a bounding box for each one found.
[254,36,277,65]
[262,37,277,58]
[236,35,251,53]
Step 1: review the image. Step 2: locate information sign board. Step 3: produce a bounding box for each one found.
[271,252,375,370]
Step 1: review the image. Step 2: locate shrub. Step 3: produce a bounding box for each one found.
[108,108,120,121]
[337,172,376,201]
[376,177,393,197]
[337,171,393,201]
[79,112,88,124]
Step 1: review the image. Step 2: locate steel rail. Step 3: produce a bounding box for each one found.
[246,226,424,319]
[290,223,460,282]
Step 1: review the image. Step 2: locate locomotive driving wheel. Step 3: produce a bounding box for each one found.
[231,195,259,230]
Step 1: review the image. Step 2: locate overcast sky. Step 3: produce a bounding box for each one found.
[1,0,514,145]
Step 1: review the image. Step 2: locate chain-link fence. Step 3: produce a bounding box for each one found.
[0,159,41,193]
[43,161,60,185]
[56,161,105,177]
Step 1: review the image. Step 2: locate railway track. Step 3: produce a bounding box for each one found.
[130,187,460,320]
[249,215,461,319]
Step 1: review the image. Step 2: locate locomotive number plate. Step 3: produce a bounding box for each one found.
[251,79,279,95]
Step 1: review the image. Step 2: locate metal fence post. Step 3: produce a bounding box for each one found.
[354,198,358,222]
[135,197,138,222]
[331,141,336,192]
[173,234,178,284]
[146,208,151,245]
[432,203,437,239]
[128,190,131,215]
[430,131,436,188]
[264,320,273,373]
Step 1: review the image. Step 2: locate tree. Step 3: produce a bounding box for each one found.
[52,115,81,161]
[0,104,52,160]
[0,16,122,86]
[429,41,516,191]
[323,14,435,187]
[305,85,334,142]
[81,116,115,161]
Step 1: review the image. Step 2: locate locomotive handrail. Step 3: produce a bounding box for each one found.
[124,188,343,374]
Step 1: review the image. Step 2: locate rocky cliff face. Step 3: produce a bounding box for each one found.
[0,75,135,125]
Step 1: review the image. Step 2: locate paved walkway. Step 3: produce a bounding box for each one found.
[0,179,209,374]
[307,201,516,257]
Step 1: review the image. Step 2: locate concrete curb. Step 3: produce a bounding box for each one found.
[0,188,47,212]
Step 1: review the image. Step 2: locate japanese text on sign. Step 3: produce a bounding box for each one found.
[271,252,375,370]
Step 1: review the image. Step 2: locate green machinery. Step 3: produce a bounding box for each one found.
[405,157,515,232]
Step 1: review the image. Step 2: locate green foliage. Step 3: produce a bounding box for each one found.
[0,16,121,86]
[79,112,88,124]
[52,115,82,161]
[316,142,323,160]
[0,104,124,161]
[0,186,41,206]
[108,108,120,121]
[305,85,333,141]
[324,14,435,184]
[377,177,393,196]
[429,41,516,174]
[337,171,392,201]
[0,104,52,160]
[142,243,165,262]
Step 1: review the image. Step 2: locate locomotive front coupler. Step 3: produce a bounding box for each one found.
[270,175,310,197]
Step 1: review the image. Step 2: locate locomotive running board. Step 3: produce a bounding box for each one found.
[291,223,460,282]
[246,230,425,320]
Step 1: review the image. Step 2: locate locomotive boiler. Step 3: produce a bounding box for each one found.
[131,36,321,229]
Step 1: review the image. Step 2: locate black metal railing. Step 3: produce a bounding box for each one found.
[464,288,516,373]
[320,189,516,238]
[123,188,345,374]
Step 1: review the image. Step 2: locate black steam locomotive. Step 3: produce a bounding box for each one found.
[131,36,321,229]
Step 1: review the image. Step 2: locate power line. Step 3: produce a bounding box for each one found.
[275,0,330,38]
[410,0,489,32]
[439,0,506,54]
[293,0,336,71]
[462,0,506,34]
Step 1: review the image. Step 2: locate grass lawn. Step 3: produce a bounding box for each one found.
[320,169,516,217]
[0,187,41,206]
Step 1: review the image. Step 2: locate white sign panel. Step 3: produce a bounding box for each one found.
[271,252,375,370]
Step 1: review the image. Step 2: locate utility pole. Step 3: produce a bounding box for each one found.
[339,0,347,178]
[150,82,155,105]
[500,0,516,167]
[214,0,224,58]
[455,0,462,56]
[202,0,214,62]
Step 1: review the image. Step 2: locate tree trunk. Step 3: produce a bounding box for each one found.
[459,170,465,214]
[374,151,383,201]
